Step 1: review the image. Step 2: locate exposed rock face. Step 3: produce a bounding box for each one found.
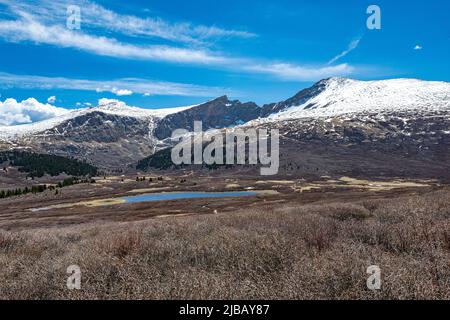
[44,112,150,143]
[153,96,260,139]
[12,112,155,168]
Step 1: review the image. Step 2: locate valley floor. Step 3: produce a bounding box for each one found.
[0,174,450,299]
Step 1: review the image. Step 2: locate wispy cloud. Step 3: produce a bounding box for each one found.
[0,12,227,65]
[0,72,231,97]
[0,0,361,81]
[0,0,256,44]
[76,102,92,107]
[328,37,362,65]
[0,14,355,81]
[414,44,423,50]
[79,2,257,43]
[245,63,354,81]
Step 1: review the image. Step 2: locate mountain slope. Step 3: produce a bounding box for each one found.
[0,77,449,174]
[154,95,260,139]
[0,100,196,168]
[260,78,330,117]
[139,78,450,180]
[0,100,194,140]
[0,150,98,178]
[259,78,450,121]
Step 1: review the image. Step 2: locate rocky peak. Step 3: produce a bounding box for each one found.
[153,96,260,139]
[260,78,331,117]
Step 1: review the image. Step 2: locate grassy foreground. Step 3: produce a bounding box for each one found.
[1,189,450,299]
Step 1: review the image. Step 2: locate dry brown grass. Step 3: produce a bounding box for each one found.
[1,189,450,300]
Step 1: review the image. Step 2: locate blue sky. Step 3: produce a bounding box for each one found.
[0,0,449,125]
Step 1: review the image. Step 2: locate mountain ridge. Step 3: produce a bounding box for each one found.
[261,77,450,122]
[0,77,449,170]
[1,77,448,140]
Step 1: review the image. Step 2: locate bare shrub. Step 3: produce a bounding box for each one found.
[300,214,337,253]
[0,189,450,299]
[0,231,25,253]
[99,230,142,259]
[325,203,372,221]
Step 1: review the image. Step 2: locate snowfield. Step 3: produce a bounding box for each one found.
[263,78,450,122]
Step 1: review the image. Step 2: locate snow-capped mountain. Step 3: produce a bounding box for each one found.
[0,100,198,168]
[247,78,450,179]
[141,77,449,179]
[0,77,449,173]
[259,77,450,122]
[0,99,195,140]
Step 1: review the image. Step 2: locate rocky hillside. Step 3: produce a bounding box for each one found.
[0,100,190,168]
[154,95,260,139]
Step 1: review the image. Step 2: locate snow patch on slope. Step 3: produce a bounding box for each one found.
[0,100,197,140]
[95,99,195,118]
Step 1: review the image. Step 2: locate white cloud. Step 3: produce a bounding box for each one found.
[98,98,124,106]
[0,0,255,45]
[111,88,133,96]
[47,95,56,103]
[328,37,362,65]
[245,63,354,81]
[0,72,231,97]
[0,2,361,81]
[414,45,423,50]
[0,13,227,65]
[0,97,69,125]
[76,102,92,107]
[77,1,256,44]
